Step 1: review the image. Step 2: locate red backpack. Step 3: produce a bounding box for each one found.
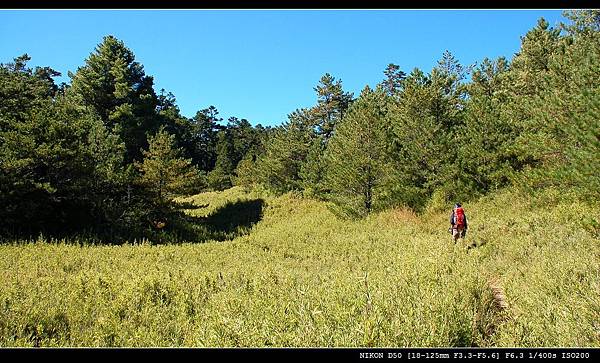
[455,207,465,227]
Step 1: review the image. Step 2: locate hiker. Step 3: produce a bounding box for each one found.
[449,203,468,243]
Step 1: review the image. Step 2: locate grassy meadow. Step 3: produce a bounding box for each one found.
[0,187,598,347]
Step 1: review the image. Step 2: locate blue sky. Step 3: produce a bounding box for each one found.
[0,10,567,126]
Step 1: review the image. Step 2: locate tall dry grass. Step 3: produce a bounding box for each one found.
[0,187,598,347]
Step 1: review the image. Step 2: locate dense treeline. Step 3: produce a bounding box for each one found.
[1,10,598,242]
[245,10,600,216]
[0,36,269,241]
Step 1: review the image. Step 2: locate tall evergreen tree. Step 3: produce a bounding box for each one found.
[1,55,128,236]
[228,117,261,166]
[68,35,159,162]
[232,123,270,189]
[254,109,314,193]
[325,86,391,217]
[299,135,328,196]
[381,63,407,97]
[207,129,235,190]
[0,54,60,129]
[189,105,222,171]
[455,57,520,198]
[506,18,562,169]
[510,18,562,97]
[136,127,201,225]
[156,88,192,151]
[386,69,440,210]
[522,10,600,199]
[428,51,469,197]
[312,73,354,142]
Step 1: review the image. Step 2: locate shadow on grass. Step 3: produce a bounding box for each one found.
[1,199,266,245]
[184,198,265,242]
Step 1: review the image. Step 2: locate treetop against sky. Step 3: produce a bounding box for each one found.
[0,9,566,126]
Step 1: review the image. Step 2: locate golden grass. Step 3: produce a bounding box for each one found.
[0,186,598,347]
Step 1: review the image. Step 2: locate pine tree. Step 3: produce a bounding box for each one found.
[505,18,562,169]
[386,68,442,210]
[155,88,193,154]
[0,54,60,129]
[254,109,314,194]
[325,86,391,217]
[233,155,260,191]
[384,51,469,209]
[207,130,235,190]
[231,122,269,190]
[1,55,129,234]
[68,35,159,162]
[312,73,354,142]
[455,57,519,198]
[381,63,407,97]
[522,10,600,199]
[136,127,201,223]
[0,55,128,236]
[510,18,562,97]
[299,135,328,196]
[189,106,222,171]
[228,116,261,167]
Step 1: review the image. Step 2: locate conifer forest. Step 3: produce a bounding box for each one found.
[0,10,599,348]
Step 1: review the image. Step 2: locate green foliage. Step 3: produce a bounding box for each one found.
[136,127,203,226]
[504,17,562,168]
[512,11,600,200]
[207,118,267,191]
[137,128,202,199]
[253,74,353,196]
[0,55,129,237]
[233,156,260,192]
[207,168,232,191]
[0,54,60,128]
[312,73,354,142]
[208,131,235,190]
[541,12,600,200]
[155,89,200,160]
[509,18,562,97]
[381,63,406,96]
[1,37,263,242]
[227,117,263,167]
[324,86,392,217]
[186,106,222,171]
[68,35,159,162]
[254,110,314,194]
[424,189,452,215]
[452,57,521,200]
[385,64,457,211]
[299,136,328,197]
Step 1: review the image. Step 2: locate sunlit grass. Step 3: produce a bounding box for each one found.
[0,187,598,347]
